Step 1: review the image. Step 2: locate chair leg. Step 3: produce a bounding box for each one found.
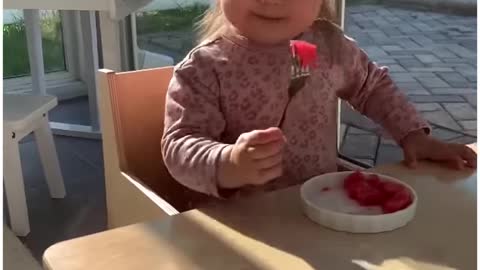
[4,133,30,236]
[34,117,66,198]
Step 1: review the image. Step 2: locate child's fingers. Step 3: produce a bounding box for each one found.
[256,164,283,185]
[447,156,465,170]
[244,128,285,146]
[402,146,418,169]
[247,140,285,159]
[434,155,471,170]
[455,158,465,170]
[460,146,477,168]
[254,153,283,169]
[465,159,476,168]
[463,157,477,168]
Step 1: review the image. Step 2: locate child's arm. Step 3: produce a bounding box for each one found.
[312,21,474,169]
[334,34,430,144]
[161,55,229,198]
[332,32,475,169]
[162,52,285,198]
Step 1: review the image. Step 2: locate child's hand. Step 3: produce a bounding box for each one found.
[218,127,286,189]
[401,130,477,170]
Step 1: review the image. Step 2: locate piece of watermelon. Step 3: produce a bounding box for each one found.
[382,189,412,213]
[381,181,406,195]
[354,184,386,206]
[344,171,365,190]
[343,171,412,213]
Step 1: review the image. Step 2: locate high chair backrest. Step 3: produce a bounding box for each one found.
[98,67,213,215]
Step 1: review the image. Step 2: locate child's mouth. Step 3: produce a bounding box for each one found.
[252,12,286,22]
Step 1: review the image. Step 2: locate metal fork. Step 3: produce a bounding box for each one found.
[277,54,311,127]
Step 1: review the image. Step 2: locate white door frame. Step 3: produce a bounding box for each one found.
[23,9,47,95]
[51,11,131,139]
[51,10,101,139]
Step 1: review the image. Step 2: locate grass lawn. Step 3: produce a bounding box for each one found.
[3,12,65,78]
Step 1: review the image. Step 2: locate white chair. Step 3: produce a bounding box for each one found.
[4,94,66,236]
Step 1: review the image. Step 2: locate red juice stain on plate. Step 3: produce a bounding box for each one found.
[321,187,331,192]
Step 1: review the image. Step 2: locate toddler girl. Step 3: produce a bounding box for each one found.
[161,0,476,198]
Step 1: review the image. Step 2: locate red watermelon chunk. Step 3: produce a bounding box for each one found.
[367,174,381,188]
[344,171,365,190]
[342,171,412,214]
[290,40,318,68]
[382,189,412,213]
[381,181,406,195]
[353,183,386,206]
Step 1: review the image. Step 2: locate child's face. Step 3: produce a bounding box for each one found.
[221,0,323,45]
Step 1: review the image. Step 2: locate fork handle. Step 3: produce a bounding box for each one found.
[277,97,292,128]
[278,78,307,128]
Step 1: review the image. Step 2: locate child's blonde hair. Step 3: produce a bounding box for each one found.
[195,0,337,44]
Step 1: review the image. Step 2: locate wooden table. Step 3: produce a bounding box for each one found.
[43,161,476,270]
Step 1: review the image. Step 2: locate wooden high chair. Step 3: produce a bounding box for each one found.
[98,67,216,229]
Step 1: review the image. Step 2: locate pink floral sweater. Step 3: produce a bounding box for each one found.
[161,20,429,198]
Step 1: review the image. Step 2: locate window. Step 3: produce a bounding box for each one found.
[3,9,66,78]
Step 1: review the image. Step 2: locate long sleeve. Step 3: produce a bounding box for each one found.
[334,34,430,143]
[161,49,229,198]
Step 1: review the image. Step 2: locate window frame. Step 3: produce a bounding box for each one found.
[3,9,89,101]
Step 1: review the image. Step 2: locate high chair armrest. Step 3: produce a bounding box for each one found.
[106,170,180,229]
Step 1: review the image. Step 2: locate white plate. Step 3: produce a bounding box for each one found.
[300,171,417,233]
